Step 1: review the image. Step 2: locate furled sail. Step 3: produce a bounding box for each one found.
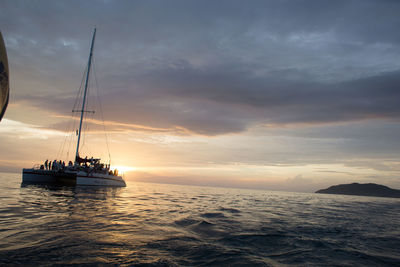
[0,31,9,122]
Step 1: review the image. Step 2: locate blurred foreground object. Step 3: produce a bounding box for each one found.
[0,31,9,122]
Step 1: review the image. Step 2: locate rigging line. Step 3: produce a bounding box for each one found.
[79,62,92,155]
[92,57,112,165]
[86,66,97,158]
[81,64,94,156]
[67,110,80,160]
[65,109,80,160]
[72,64,88,113]
[81,80,89,153]
[56,65,88,160]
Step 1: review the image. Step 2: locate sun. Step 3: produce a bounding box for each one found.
[111,165,136,174]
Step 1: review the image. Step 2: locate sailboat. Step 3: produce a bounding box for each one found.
[22,29,126,187]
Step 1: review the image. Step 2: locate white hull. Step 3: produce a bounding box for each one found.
[76,172,126,187]
[22,168,126,187]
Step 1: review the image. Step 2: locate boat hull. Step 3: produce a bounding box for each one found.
[22,169,76,185]
[76,174,126,187]
[22,169,126,187]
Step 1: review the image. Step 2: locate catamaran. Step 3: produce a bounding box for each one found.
[22,29,126,187]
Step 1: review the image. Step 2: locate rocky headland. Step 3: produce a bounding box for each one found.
[316,183,400,198]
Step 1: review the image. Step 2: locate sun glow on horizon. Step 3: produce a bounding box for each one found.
[111,165,136,174]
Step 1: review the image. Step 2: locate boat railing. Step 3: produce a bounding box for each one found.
[33,163,64,171]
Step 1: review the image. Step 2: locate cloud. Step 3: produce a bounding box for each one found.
[0,119,63,139]
[13,62,400,136]
[2,0,400,136]
[2,1,400,135]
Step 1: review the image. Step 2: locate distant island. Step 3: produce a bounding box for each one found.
[315,183,400,198]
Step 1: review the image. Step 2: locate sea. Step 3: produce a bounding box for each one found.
[0,172,399,266]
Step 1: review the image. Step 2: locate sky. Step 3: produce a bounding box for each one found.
[1,0,400,192]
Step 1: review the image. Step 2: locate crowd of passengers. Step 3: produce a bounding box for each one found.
[39,157,119,176]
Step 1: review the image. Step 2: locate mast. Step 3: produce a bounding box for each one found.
[75,28,96,164]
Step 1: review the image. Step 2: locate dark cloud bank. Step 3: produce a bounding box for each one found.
[2,0,400,135]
